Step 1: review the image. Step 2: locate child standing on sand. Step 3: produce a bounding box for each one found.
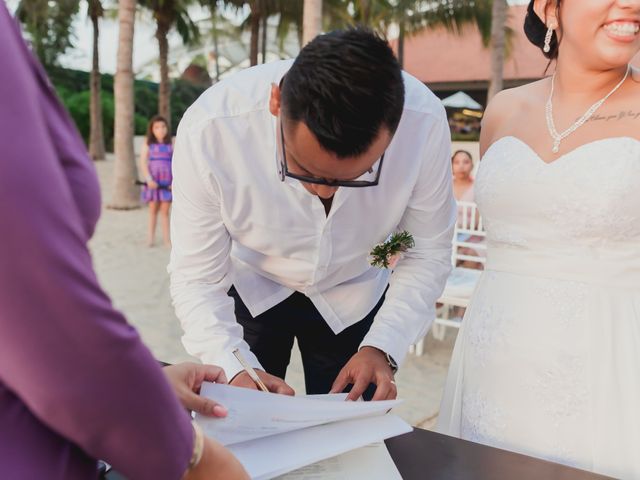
[139,115,173,247]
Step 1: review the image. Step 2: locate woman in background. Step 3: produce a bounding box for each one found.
[451,149,475,202]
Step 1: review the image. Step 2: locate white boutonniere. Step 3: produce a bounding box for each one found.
[369,231,415,269]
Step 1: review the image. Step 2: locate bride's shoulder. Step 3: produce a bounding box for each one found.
[479,80,548,157]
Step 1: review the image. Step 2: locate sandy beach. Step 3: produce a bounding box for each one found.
[89,155,456,428]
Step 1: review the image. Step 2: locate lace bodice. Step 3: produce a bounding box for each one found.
[475,136,640,252]
[439,135,640,480]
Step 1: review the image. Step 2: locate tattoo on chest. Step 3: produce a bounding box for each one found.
[584,110,640,123]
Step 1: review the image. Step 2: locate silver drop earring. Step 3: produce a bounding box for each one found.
[543,25,555,53]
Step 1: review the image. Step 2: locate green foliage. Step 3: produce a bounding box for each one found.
[170,80,207,129]
[138,0,201,44]
[134,82,160,121]
[452,131,480,141]
[48,66,207,150]
[16,0,80,67]
[135,113,150,137]
[55,89,116,151]
[369,231,415,268]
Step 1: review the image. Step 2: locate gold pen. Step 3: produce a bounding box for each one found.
[232,348,269,392]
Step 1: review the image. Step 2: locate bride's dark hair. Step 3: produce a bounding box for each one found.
[524,0,562,60]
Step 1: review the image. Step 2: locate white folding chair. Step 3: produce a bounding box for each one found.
[411,201,486,355]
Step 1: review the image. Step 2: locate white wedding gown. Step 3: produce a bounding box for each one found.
[437,136,640,479]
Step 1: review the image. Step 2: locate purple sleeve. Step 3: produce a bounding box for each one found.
[0,5,193,479]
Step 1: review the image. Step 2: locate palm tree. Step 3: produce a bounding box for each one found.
[222,0,260,65]
[197,0,221,79]
[487,0,507,100]
[226,0,282,66]
[139,0,201,123]
[15,0,80,67]
[246,0,262,65]
[110,0,139,210]
[410,0,512,100]
[88,0,106,160]
[329,0,392,33]
[303,0,322,45]
[386,1,513,96]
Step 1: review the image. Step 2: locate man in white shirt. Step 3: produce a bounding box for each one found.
[169,28,456,401]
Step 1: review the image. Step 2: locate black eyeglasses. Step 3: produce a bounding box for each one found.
[278,120,384,188]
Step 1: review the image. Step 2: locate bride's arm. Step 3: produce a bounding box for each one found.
[479,89,517,158]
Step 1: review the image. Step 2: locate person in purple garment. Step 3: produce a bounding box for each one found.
[0,4,247,479]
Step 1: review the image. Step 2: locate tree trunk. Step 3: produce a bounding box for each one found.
[360,0,371,25]
[261,9,267,63]
[212,21,220,82]
[249,1,260,66]
[157,22,171,124]
[487,0,507,101]
[398,14,405,68]
[302,0,322,46]
[110,0,139,210]
[89,7,106,160]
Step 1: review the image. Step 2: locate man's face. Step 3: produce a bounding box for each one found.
[270,82,392,199]
[281,119,391,199]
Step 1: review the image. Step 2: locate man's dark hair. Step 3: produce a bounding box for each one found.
[281,28,405,158]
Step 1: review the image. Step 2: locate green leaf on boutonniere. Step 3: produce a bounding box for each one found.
[369,230,415,268]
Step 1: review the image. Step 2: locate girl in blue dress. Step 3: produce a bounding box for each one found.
[139,115,173,246]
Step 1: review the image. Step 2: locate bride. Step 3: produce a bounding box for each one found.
[437,1,640,478]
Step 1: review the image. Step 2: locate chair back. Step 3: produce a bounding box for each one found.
[453,201,486,266]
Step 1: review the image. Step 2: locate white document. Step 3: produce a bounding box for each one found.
[303,393,349,402]
[195,383,411,480]
[196,383,403,446]
[227,413,410,480]
[276,442,402,480]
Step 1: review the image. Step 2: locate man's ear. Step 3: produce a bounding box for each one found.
[269,82,281,117]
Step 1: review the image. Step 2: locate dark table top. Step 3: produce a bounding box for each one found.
[105,427,613,479]
[385,428,613,480]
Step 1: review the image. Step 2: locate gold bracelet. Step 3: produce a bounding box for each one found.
[188,420,205,470]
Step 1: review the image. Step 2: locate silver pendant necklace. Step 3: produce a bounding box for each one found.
[545,66,630,153]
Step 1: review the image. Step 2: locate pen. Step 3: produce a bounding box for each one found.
[232,348,269,392]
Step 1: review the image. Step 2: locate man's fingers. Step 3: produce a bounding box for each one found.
[201,364,227,384]
[330,370,350,394]
[346,376,370,401]
[231,371,294,395]
[387,380,398,400]
[264,375,295,396]
[372,379,395,401]
[273,380,295,396]
[230,372,258,390]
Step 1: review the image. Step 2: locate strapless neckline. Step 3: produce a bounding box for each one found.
[485,135,640,166]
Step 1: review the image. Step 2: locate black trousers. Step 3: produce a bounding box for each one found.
[228,287,385,397]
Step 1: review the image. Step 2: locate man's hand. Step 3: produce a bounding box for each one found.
[230,370,295,395]
[330,347,397,401]
[163,362,228,417]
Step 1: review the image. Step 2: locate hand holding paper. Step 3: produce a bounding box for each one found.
[163,362,229,417]
[330,346,397,401]
[195,383,411,479]
[230,369,295,396]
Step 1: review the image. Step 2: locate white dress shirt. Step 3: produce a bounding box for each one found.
[169,60,456,381]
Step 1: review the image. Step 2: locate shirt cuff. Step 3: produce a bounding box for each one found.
[210,346,264,383]
[359,325,412,370]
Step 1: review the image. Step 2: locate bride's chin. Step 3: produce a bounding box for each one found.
[595,42,640,67]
